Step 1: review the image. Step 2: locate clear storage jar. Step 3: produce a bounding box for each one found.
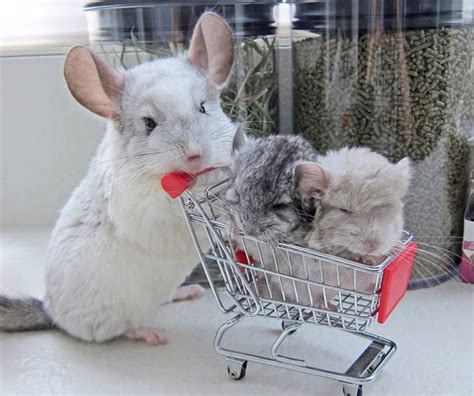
[85,0,473,286]
[292,0,473,286]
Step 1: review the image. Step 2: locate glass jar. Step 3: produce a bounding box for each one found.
[85,0,473,287]
[85,0,284,136]
[292,0,473,286]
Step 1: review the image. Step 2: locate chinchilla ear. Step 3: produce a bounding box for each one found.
[231,126,246,155]
[64,46,125,119]
[395,157,412,196]
[188,12,234,91]
[294,161,330,198]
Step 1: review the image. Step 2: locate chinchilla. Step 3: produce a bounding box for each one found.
[0,12,238,345]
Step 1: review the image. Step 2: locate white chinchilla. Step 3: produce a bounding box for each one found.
[0,12,237,345]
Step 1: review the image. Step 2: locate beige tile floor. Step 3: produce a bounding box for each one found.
[1,228,473,395]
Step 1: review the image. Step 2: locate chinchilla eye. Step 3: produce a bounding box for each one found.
[339,207,352,214]
[144,117,157,134]
[272,203,288,211]
[199,102,206,114]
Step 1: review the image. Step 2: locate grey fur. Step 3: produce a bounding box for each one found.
[0,296,54,332]
[222,134,318,244]
[221,134,320,306]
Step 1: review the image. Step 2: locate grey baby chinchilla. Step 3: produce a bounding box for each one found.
[222,131,318,245]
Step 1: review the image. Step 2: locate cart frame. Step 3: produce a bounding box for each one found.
[178,181,412,396]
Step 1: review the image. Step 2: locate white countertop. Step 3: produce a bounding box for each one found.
[1,228,473,395]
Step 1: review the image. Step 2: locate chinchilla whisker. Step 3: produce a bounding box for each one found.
[126,167,151,184]
[414,245,459,262]
[411,265,426,281]
[413,258,462,285]
[112,161,152,187]
[414,245,459,264]
[414,263,473,295]
[413,235,463,239]
[70,149,170,177]
[69,154,140,176]
[414,249,459,270]
[208,123,239,139]
[134,149,169,156]
[412,267,442,287]
[110,166,141,189]
[414,253,458,276]
[412,258,445,285]
[238,120,273,125]
[415,243,463,261]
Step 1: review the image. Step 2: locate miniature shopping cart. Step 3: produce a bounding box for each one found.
[166,177,417,396]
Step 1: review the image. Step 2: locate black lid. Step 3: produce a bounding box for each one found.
[85,1,278,41]
[85,0,280,10]
[292,0,474,31]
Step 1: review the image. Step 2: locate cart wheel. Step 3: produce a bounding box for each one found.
[342,384,362,396]
[227,359,247,380]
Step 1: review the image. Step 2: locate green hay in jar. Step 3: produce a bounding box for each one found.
[98,32,278,137]
[294,27,473,283]
[221,36,278,137]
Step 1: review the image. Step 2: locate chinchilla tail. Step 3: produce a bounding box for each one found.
[0,295,55,331]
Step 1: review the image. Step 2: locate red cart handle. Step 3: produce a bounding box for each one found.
[161,168,215,199]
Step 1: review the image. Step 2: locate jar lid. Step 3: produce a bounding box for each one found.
[85,1,278,40]
[85,0,280,10]
[292,0,473,31]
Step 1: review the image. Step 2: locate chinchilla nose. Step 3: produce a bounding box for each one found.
[243,224,258,236]
[364,239,378,253]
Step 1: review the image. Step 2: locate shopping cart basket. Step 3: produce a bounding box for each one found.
[166,176,417,396]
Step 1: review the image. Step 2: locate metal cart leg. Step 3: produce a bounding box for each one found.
[226,358,248,380]
[271,322,305,365]
[345,340,389,378]
[214,314,397,390]
[339,339,391,396]
[342,383,363,396]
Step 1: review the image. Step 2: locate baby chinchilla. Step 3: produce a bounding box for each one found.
[222,132,318,244]
[289,147,412,308]
[219,132,320,304]
[297,147,411,259]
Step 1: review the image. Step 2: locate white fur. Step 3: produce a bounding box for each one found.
[44,56,236,342]
[309,147,411,257]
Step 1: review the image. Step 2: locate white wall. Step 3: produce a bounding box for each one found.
[0,54,104,227]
